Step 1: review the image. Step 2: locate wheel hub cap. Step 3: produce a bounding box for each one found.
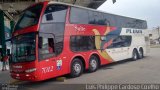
[91,60,97,70]
[74,64,81,74]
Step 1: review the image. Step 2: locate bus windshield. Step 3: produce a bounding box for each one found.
[11,33,36,63]
[14,4,43,31]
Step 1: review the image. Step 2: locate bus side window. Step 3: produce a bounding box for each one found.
[108,36,132,48]
[38,33,55,60]
[70,7,89,24]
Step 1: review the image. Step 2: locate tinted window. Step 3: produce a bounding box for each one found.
[93,12,100,24]
[115,16,125,28]
[15,4,43,31]
[88,11,105,25]
[94,12,105,25]
[103,13,147,29]
[39,23,65,59]
[42,4,68,23]
[39,5,67,60]
[70,36,95,51]
[70,7,89,24]
[11,33,36,63]
[125,19,147,29]
[103,13,117,26]
[38,33,55,60]
[88,11,95,24]
[38,33,64,60]
[107,35,132,48]
[70,7,147,29]
[113,15,148,29]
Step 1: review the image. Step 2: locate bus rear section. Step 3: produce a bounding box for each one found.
[102,28,149,62]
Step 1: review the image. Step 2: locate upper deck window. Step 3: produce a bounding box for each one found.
[15,4,43,31]
[41,4,68,23]
[70,7,89,24]
[70,7,107,25]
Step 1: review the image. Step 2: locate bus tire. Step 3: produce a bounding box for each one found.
[70,58,83,78]
[132,49,138,60]
[138,48,144,59]
[88,55,99,73]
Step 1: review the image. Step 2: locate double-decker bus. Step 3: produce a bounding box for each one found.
[10,1,149,81]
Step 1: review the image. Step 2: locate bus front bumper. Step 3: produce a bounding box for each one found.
[11,72,40,81]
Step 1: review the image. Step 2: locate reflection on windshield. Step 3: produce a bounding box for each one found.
[11,33,36,63]
[15,4,43,31]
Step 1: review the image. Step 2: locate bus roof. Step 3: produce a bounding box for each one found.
[48,1,147,22]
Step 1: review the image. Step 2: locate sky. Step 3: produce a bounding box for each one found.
[98,0,160,29]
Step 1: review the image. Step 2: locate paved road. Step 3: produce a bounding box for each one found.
[0,48,160,90]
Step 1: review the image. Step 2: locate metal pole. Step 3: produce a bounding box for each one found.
[10,20,15,34]
[157,27,160,44]
[0,10,7,57]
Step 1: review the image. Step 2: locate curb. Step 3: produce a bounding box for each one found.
[150,45,160,48]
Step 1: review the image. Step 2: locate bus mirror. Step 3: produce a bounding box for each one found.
[39,37,43,48]
[101,36,106,41]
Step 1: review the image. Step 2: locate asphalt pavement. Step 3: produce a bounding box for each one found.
[0,48,160,90]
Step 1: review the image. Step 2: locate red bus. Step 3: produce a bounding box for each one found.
[10,1,148,81]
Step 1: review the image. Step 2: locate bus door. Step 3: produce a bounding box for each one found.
[105,37,123,61]
[121,35,132,59]
[38,33,57,79]
[120,46,130,60]
[106,48,121,61]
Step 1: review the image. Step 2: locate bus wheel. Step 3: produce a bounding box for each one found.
[88,55,99,72]
[70,58,83,78]
[132,49,138,60]
[138,49,144,59]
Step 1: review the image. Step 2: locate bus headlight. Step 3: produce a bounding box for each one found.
[25,68,36,73]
